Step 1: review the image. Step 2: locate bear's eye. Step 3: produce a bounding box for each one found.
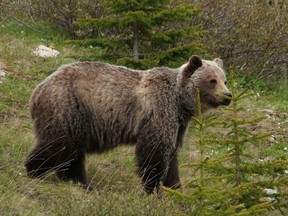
[210,79,217,85]
[224,81,227,85]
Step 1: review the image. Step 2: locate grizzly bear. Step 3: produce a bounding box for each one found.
[25,55,231,194]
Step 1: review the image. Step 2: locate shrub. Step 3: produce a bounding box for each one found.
[0,0,105,36]
[192,0,288,82]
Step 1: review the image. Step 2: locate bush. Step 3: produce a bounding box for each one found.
[0,0,105,36]
[192,0,288,82]
[33,0,106,36]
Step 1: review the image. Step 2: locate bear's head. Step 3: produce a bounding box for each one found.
[181,55,232,113]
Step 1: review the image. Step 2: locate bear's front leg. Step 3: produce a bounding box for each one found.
[136,135,176,194]
[163,152,181,190]
[136,146,165,194]
[162,123,188,190]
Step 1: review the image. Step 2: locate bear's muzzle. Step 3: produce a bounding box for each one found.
[222,92,232,106]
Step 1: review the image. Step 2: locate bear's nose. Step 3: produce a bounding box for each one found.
[225,92,232,98]
[222,92,232,106]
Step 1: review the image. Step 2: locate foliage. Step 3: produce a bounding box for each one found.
[192,0,288,82]
[164,68,288,215]
[32,0,106,36]
[0,0,105,36]
[71,0,204,69]
[2,0,287,82]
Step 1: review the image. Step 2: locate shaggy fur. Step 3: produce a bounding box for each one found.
[25,55,231,193]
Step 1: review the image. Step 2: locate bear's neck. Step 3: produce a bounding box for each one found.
[178,86,197,123]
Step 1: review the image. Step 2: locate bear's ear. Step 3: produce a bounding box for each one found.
[183,55,202,78]
[213,58,223,68]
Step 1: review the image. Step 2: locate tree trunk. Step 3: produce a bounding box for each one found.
[133,22,140,59]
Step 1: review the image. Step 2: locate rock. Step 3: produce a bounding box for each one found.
[263,188,278,195]
[33,45,60,58]
[0,70,6,84]
[259,188,278,202]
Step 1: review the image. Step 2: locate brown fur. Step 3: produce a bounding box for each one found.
[25,56,231,193]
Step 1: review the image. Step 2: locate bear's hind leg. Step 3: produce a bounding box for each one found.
[56,153,88,186]
[138,162,164,194]
[25,144,56,178]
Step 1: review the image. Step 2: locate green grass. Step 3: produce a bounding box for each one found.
[0,21,287,215]
[0,117,183,215]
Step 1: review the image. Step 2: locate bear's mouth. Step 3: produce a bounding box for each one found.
[216,93,232,106]
[221,98,231,106]
[208,97,231,108]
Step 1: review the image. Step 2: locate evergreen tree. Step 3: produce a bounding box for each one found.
[72,0,204,69]
[164,68,288,215]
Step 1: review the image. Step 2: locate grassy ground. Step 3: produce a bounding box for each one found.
[0,21,287,215]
